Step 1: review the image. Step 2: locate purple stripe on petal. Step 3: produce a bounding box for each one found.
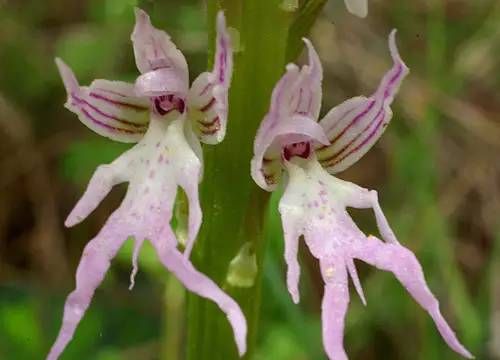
[72,94,147,129]
[320,106,384,166]
[89,92,149,112]
[79,107,139,134]
[329,100,376,143]
[326,110,386,168]
[200,97,216,112]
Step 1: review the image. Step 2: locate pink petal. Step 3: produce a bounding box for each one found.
[352,236,474,359]
[131,8,189,97]
[55,58,150,143]
[47,218,128,360]
[251,40,325,191]
[269,39,323,121]
[149,226,247,356]
[187,11,233,144]
[131,8,188,75]
[316,30,409,173]
[320,259,349,360]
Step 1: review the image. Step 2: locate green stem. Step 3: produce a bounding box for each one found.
[186,1,325,359]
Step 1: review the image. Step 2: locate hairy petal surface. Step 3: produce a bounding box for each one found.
[55,58,150,143]
[316,30,409,173]
[187,11,233,144]
[344,0,368,18]
[132,8,189,97]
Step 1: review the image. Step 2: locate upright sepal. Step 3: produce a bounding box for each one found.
[55,58,150,143]
[187,11,233,144]
[269,39,323,121]
[251,40,327,191]
[132,8,189,97]
[316,30,409,173]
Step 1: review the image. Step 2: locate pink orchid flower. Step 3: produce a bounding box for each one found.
[344,0,368,17]
[48,9,246,360]
[251,31,473,360]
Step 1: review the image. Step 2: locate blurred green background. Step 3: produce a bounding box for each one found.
[0,0,499,359]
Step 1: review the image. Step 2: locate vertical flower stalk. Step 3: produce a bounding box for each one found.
[186,0,326,358]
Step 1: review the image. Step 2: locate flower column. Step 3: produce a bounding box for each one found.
[186,0,325,358]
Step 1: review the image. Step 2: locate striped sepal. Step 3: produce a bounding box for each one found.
[316,30,409,173]
[56,58,150,143]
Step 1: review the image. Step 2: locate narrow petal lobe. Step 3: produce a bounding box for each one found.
[353,236,474,359]
[321,260,349,360]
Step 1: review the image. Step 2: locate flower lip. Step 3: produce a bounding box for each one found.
[283,141,311,161]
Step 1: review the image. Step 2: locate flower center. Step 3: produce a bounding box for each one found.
[153,95,185,116]
[283,141,311,161]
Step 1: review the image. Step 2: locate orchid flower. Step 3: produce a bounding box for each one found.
[251,31,473,360]
[48,9,246,360]
[344,0,368,18]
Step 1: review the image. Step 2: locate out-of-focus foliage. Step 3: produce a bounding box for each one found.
[0,0,498,359]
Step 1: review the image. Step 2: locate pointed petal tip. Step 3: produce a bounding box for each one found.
[55,57,79,94]
[133,7,148,21]
[388,29,399,57]
[64,213,78,228]
[216,10,226,31]
[132,7,151,38]
[388,29,410,74]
